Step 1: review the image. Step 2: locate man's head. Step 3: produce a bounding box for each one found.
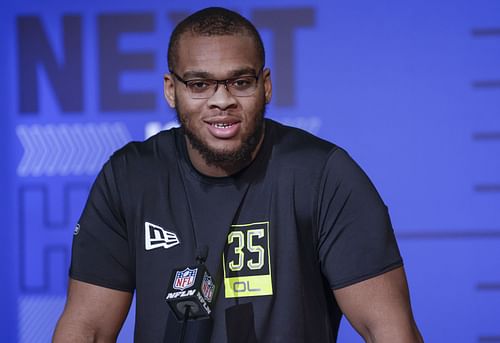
[167,7,265,73]
[164,7,272,176]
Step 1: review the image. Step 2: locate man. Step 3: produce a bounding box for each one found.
[54,7,423,342]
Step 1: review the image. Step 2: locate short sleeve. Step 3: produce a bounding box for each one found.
[70,158,134,292]
[317,148,402,290]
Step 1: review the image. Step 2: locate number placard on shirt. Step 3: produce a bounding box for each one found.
[223,221,272,298]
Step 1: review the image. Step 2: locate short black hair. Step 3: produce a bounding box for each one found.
[167,7,265,72]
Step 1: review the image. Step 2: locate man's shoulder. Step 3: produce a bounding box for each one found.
[266,119,338,164]
[110,127,179,164]
[100,127,181,182]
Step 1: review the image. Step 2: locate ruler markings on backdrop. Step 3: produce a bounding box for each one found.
[471,25,500,343]
[472,132,500,141]
[396,230,500,240]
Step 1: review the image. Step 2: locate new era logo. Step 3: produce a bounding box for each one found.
[145,222,180,251]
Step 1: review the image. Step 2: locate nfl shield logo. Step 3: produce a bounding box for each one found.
[173,267,197,290]
[201,272,215,302]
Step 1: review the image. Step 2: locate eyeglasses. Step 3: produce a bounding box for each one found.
[170,68,264,99]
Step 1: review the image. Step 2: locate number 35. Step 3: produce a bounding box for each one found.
[227,228,265,271]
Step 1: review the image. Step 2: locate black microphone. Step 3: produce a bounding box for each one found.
[165,245,216,321]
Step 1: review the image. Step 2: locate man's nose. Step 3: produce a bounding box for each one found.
[207,82,238,109]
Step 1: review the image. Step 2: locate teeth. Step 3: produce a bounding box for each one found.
[213,123,233,128]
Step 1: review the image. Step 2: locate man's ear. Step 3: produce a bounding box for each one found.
[263,68,272,104]
[164,74,176,108]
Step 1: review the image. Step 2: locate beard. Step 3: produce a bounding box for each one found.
[176,104,266,169]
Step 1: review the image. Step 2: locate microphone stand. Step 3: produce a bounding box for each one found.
[178,305,192,343]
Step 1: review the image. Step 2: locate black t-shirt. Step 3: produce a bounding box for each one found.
[70,119,402,342]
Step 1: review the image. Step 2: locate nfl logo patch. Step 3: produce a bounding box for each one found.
[173,267,197,290]
[201,272,215,302]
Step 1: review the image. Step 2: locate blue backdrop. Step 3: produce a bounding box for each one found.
[1,0,499,342]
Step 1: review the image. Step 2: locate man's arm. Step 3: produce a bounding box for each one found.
[53,278,133,343]
[333,266,423,343]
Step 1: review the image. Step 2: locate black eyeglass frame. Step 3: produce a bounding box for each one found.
[169,67,265,99]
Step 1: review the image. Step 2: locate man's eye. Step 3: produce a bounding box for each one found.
[231,78,253,89]
[188,81,211,90]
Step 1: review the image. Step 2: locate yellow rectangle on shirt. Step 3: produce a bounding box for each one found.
[224,274,273,298]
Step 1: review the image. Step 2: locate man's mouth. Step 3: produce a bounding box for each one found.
[211,122,235,129]
[205,119,241,139]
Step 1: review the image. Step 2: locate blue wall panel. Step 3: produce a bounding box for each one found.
[2,0,499,341]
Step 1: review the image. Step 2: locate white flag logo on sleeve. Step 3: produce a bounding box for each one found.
[145,222,180,251]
